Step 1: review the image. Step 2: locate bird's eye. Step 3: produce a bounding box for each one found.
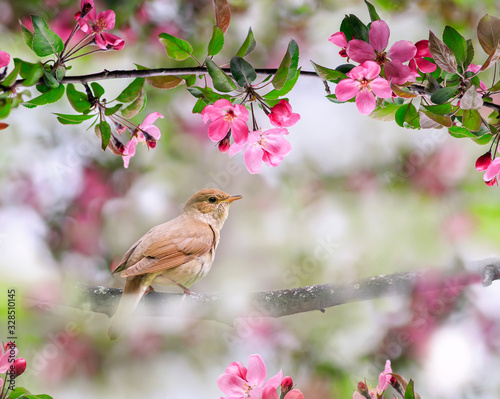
[208,196,217,204]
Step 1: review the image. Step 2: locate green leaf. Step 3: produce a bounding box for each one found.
[54,113,96,125]
[91,82,105,99]
[99,120,111,150]
[272,39,299,90]
[104,103,122,116]
[66,83,91,113]
[158,32,193,61]
[364,0,380,21]
[2,60,21,87]
[230,56,256,87]
[460,86,483,110]
[17,59,44,87]
[121,90,146,118]
[404,379,415,399]
[422,102,452,115]
[180,74,197,87]
[476,133,493,145]
[19,21,34,49]
[395,103,420,128]
[336,63,356,74]
[340,14,369,42]
[187,86,229,103]
[369,102,399,121]
[462,109,482,131]
[264,68,301,99]
[208,26,224,56]
[430,85,458,104]
[7,386,31,399]
[55,65,66,81]
[213,0,231,34]
[428,30,457,73]
[311,61,346,83]
[147,75,184,89]
[205,57,237,92]
[477,14,500,55]
[464,39,474,70]
[23,84,65,108]
[235,28,256,57]
[31,15,64,57]
[420,109,452,127]
[115,78,145,103]
[192,97,208,114]
[448,125,476,138]
[0,98,12,119]
[42,68,59,88]
[443,26,467,66]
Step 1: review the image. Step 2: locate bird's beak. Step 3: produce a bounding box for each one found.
[224,194,243,203]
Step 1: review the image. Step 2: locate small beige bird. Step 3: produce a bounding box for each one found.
[108,188,242,340]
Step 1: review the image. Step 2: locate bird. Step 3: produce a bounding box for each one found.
[107,188,242,340]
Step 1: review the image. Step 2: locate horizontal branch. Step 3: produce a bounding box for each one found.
[77,258,500,323]
[13,67,319,88]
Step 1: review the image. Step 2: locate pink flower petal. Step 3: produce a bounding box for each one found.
[415,57,436,73]
[140,112,164,128]
[264,134,292,157]
[370,77,393,98]
[285,390,305,399]
[357,60,382,80]
[384,60,413,85]
[225,361,247,379]
[201,104,225,122]
[415,40,431,57]
[98,32,125,50]
[0,51,10,68]
[96,9,116,30]
[335,78,360,101]
[217,373,246,395]
[234,103,250,121]
[347,40,375,63]
[355,90,376,115]
[262,152,284,168]
[231,118,249,144]
[213,98,233,109]
[387,40,417,62]
[467,63,482,74]
[329,31,347,47]
[244,144,264,174]
[81,0,96,20]
[484,158,500,181]
[208,118,230,142]
[246,354,267,387]
[262,385,279,399]
[369,20,390,52]
[263,369,283,389]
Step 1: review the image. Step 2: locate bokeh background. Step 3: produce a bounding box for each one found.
[1,0,500,397]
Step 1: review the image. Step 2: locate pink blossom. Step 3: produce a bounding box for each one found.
[217,354,283,399]
[483,158,500,185]
[0,51,10,68]
[0,342,17,373]
[329,31,349,58]
[202,99,249,144]
[229,128,292,174]
[475,151,492,171]
[376,360,392,394]
[335,61,392,115]
[122,136,138,168]
[269,100,300,128]
[77,0,124,50]
[467,64,487,92]
[408,40,436,77]
[137,112,164,148]
[347,20,416,84]
[263,385,304,399]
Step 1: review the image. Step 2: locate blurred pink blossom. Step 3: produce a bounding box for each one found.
[376,360,392,394]
[0,51,10,68]
[483,158,500,185]
[263,385,304,399]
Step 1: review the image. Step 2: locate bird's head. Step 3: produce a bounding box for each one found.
[183,188,242,227]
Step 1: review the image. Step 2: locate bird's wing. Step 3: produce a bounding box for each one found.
[119,217,215,277]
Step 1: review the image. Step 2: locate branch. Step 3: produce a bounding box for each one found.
[13,67,319,87]
[76,259,500,323]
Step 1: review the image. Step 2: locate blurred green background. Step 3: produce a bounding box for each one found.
[1,0,500,397]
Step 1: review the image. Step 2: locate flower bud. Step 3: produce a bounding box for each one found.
[475,151,492,171]
[108,135,126,155]
[218,135,231,153]
[81,2,93,18]
[13,358,26,377]
[485,177,498,186]
[281,376,293,394]
[142,131,157,149]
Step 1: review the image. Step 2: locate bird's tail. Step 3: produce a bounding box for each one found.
[108,276,149,340]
